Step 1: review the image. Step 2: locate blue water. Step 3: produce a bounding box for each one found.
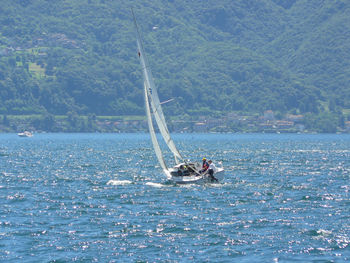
[0,133,349,262]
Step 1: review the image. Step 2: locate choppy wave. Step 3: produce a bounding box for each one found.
[107,179,133,185]
[145,182,170,188]
[1,133,350,262]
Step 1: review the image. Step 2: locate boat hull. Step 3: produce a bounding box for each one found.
[18,131,33,137]
[169,167,225,184]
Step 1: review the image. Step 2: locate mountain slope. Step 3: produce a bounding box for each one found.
[0,0,349,118]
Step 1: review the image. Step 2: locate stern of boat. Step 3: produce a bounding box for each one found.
[168,163,225,184]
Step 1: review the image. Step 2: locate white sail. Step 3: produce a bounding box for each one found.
[133,10,183,163]
[144,82,168,173]
[132,9,225,184]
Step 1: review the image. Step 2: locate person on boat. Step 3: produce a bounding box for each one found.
[201,158,209,173]
[187,164,196,175]
[178,165,186,176]
[208,160,218,182]
[183,165,190,176]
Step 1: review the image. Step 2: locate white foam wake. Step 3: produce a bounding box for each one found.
[145,182,165,188]
[107,180,132,186]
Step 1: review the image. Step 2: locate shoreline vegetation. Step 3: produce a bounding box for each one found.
[1,2,350,135]
[2,110,349,134]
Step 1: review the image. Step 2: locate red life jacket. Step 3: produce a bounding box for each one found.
[203,161,209,170]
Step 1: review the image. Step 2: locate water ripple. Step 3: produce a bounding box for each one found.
[0,133,350,261]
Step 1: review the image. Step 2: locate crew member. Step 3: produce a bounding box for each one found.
[201,157,209,173]
[178,165,185,176]
[208,160,218,182]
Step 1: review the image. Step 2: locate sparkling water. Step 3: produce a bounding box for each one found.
[0,133,349,262]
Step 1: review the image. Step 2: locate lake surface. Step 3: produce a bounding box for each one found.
[0,133,349,262]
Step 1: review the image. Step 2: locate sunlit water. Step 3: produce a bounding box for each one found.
[0,133,349,262]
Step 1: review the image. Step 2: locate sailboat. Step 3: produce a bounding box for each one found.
[132,10,224,184]
[18,131,33,137]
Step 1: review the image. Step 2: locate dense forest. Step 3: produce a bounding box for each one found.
[0,0,349,132]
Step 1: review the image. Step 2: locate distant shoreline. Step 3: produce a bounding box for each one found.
[2,131,350,135]
[1,112,349,134]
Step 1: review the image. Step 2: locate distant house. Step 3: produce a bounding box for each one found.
[226,112,240,124]
[207,118,224,130]
[171,120,192,132]
[258,122,274,131]
[46,33,80,48]
[193,122,207,132]
[286,114,304,123]
[275,120,294,129]
[115,121,129,130]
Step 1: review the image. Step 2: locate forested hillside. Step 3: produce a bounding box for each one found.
[0,0,349,129]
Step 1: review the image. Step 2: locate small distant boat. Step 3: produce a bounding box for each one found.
[17,131,33,137]
[132,9,224,184]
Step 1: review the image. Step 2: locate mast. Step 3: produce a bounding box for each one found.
[132,9,183,164]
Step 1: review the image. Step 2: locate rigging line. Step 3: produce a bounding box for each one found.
[147,94,172,137]
[149,108,183,159]
[147,93,165,118]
